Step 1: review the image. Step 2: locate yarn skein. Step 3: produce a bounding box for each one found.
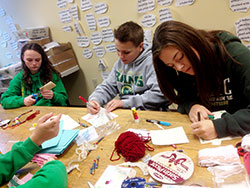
[110,131,154,162]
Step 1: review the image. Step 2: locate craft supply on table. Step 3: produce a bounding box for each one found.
[146,119,171,126]
[110,131,154,162]
[147,151,194,184]
[131,107,139,123]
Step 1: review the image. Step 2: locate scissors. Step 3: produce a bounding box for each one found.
[32,91,41,103]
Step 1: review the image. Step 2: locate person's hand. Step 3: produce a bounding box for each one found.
[30,113,62,146]
[105,99,123,112]
[41,89,54,99]
[24,95,36,106]
[190,119,218,140]
[87,100,100,114]
[189,104,213,122]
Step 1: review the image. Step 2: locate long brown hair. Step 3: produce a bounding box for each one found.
[152,21,236,106]
[21,43,57,91]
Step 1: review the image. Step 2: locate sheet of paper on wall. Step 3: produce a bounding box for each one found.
[199,110,241,145]
[81,107,118,127]
[230,0,250,12]
[94,165,136,188]
[150,127,189,145]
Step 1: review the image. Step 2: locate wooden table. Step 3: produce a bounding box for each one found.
[0,106,242,187]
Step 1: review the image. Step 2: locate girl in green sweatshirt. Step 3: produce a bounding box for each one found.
[1,43,68,109]
[152,21,250,140]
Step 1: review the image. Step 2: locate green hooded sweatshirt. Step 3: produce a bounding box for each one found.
[177,31,250,138]
[0,138,68,188]
[1,70,68,109]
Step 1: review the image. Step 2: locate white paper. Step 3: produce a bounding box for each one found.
[61,114,80,130]
[97,16,111,28]
[106,43,116,52]
[101,71,110,80]
[150,127,189,145]
[90,32,102,45]
[82,48,93,59]
[141,14,156,27]
[5,16,14,25]
[235,17,250,42]
[230,0,250,12]
[69,4,79,20]
[93,46,106,57]
[62,25,73,32]
[5,52,13,59]
[101,28,114,42]
[0,8,5,17]
[59,9,72,23]
[94,2,108,14]
[77,36,90,47]
[57,0,67,8]
[3,32,10,41]
[9,41,18,50]
[144,29,152,43]
[68,0,74,3]
[82,107,118,127]
[137,0,155,13]
[175,0,195,6]
[157,0,172,6]
[1,41,7,48]
[74,22,84,35]
[81,0,92,11]
[85,13,97,31]
[159,7,173,23]
[95,165,135,188]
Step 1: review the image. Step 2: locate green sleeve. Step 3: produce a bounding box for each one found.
[0,138,40,185]
[0,72,25,109]
[214,40,250,138]
[51,73,68,106]
[18,160,67,188]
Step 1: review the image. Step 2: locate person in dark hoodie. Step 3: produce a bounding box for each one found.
[152,20,250,140]
[87,21,168,114]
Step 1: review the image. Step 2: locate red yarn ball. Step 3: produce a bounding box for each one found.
[114,131,146,162]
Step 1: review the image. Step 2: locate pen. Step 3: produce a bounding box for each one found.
[79,96,94,108]
[95,137,104,144]
[146,119,171,126]
[197,112,201,121]
[208,114,214,120]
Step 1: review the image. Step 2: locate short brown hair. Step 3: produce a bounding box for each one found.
[114,21,144,47]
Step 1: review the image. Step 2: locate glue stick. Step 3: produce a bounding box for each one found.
[131,107,139,123]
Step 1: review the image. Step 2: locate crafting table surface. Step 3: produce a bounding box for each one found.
[0,106,242,187]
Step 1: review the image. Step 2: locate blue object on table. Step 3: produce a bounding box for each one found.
[146,119,171,126]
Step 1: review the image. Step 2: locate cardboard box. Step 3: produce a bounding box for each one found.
[49,49,78,73]
[28,37,52,47]
[18,37,52,49]
[47,42,79,76]
[46,42,72,56]
[23,26,50,39]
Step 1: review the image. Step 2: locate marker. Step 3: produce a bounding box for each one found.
[208,114,214,120]
[79,96,94,108]
[146,119,171,126]
[131,107,139,123]
[197,112,201,121]
[172,144,177,149]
